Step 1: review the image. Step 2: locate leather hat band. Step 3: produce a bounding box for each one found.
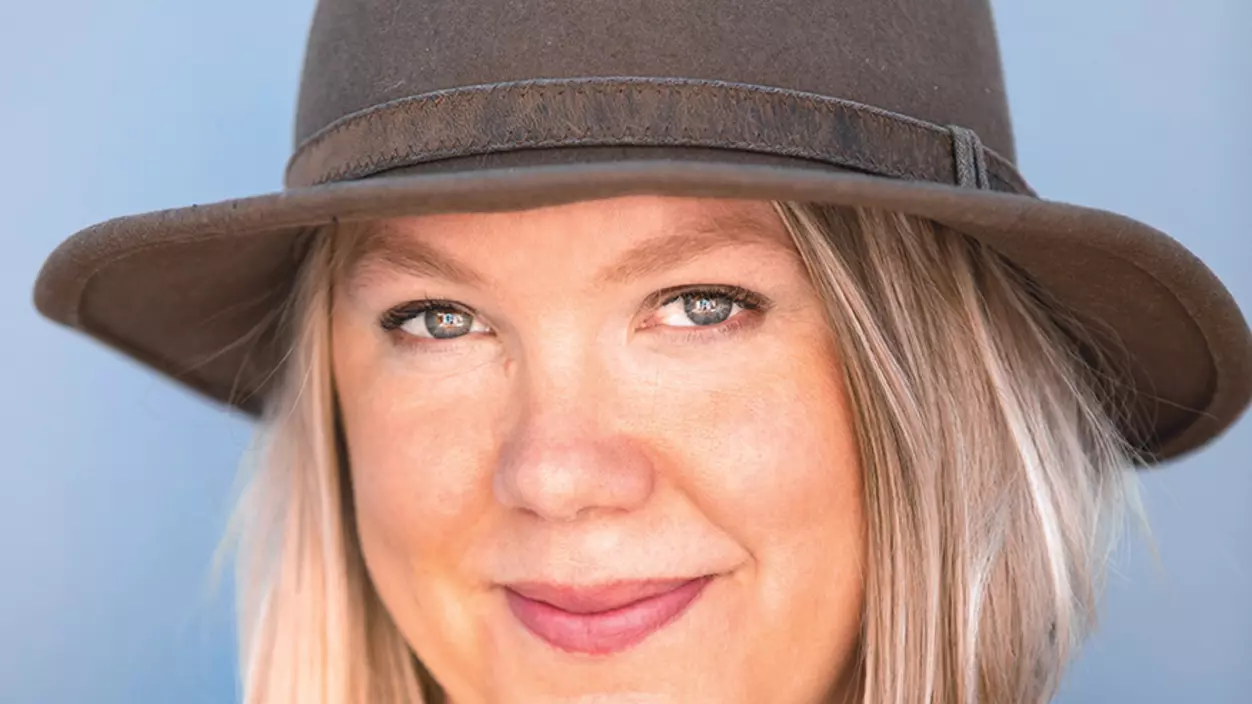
[285,77,1033,196]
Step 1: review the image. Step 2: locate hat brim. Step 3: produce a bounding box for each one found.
[32,156,1252,463]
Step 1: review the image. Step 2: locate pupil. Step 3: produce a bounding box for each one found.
[683,294,732,326]
[424,309,472,338]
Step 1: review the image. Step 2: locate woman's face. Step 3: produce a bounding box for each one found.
[332,196,865,704]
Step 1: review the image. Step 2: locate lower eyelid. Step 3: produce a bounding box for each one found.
[385,329,491,356]
[659,308,761,342]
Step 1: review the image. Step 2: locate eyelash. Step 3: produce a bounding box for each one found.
[378,284,771,347]
[380,298,469,332]
[642,284,768,342]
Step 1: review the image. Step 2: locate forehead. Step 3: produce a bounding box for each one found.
[338,197,797,287]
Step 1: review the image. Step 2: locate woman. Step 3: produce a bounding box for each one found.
[32,0,1251,703]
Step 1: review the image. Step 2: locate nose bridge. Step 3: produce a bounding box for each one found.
[510,307,620,429]
[522,326,596,415]
[493,335,655,522]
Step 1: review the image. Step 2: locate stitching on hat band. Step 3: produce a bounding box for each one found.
[285,77,1032,196]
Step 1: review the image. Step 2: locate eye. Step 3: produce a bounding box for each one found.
[381,301,492,339]
[651,285,766,328]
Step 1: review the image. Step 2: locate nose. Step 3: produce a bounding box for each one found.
[493,374,656,523]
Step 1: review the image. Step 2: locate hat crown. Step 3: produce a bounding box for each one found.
[293,0,1016,162]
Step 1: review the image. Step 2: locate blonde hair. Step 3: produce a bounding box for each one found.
[221,201,1144,704]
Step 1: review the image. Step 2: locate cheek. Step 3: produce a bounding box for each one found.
[639,334,866,657]
[333,337,503,569]
[345,393,494,544]
[648,343,863,543]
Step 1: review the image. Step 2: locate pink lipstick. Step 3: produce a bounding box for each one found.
[504,576,712,655]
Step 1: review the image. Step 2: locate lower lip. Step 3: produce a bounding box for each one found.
[504,576,713,655]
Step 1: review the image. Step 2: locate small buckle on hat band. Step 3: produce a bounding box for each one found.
[948,124,991,190]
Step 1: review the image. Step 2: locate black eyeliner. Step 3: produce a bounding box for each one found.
[379,299,470,331]
[644,284,773,313]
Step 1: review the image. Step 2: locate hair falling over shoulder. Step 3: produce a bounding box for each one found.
[773,203,1145,703]
[219,203,1144,704]
[221,225,438,704]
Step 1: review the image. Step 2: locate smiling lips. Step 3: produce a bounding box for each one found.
[504,576,713,655]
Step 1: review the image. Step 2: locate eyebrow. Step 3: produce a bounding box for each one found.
[348,227,489,289]
[344,211,792,291]
[597,214,791,284]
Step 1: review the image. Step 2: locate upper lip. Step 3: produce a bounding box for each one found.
[503,577,709,614]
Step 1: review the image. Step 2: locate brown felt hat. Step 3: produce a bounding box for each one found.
[32,0,1252,463]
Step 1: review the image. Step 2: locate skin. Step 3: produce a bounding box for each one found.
[331,195,866,704]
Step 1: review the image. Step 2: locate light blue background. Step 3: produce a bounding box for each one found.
[2,1,1248,702]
